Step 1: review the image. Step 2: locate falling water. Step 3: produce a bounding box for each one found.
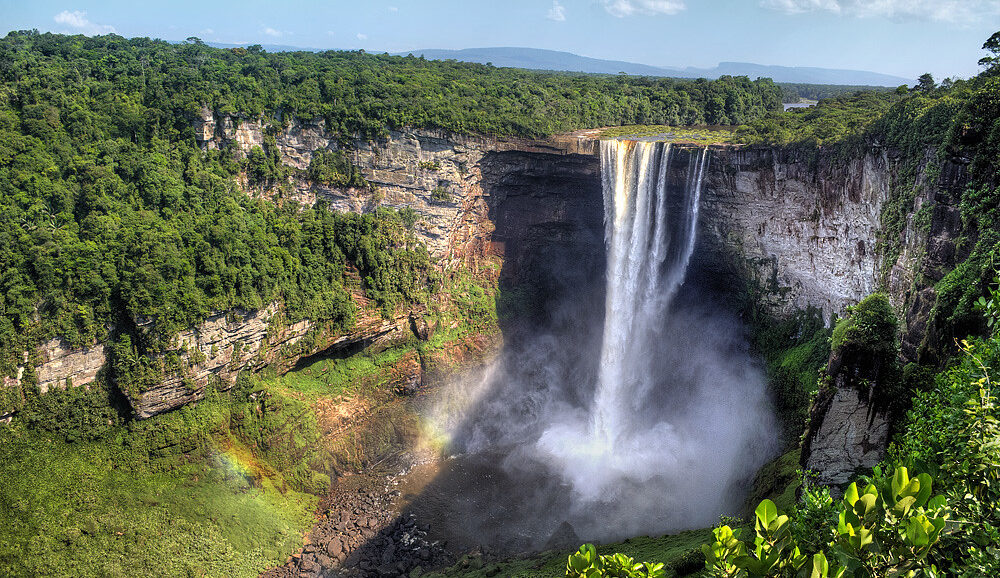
[592,140,708,443]
[426,138,778,543]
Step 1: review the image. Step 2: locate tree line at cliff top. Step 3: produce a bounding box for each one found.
[1,30,784,140]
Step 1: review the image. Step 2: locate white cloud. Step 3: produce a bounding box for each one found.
[53,10,116,35]
[761,0,1000,24]
[356,32,368,40]
[263,27,282,37]
[548,0,567,21]
[602,0,685,17]
[200,28,214,35]
[388,6,399,12]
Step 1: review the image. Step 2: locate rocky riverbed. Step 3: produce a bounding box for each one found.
[263,452,455,578]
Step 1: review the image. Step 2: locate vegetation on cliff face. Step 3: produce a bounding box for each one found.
[700,283,1000,578]
[747,308,831,441]
[733,34,1000,364]
[824,293,904,417]
[0,260,500,577]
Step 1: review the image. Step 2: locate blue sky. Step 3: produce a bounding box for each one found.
[3,0,1000,80]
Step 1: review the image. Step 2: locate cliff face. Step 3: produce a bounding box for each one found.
[803,387,890,487]
[886,155,970,362]
[194,108,596,263]
[694,146,892,320]
[5,115,965,435]
[479,150,605,319]
[689,144,966,485]
[2,118,600,420]
[127,298,419,418]
[34,339,108,394]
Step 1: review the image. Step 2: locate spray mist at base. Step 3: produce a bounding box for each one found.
[416,141,780,550]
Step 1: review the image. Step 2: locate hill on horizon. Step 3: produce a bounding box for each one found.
[199,41,912,87]
[397,47,913,87]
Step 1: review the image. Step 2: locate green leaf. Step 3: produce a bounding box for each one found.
[756,499,778,528]
[892,466,910,498]
[905,516,931,547]
[913,473,933,507]
[855,493,877,518]
[928,494,947,510]
[810,551,829,578]
[843,482,860,507]
[893,495,916,517]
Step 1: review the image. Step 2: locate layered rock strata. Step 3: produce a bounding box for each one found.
[128,298,420,418]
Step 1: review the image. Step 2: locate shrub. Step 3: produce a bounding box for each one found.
[431,186,451,203]
[703,467,948,578]
[307,148,368,188]
[566,544,666,578]
[826,293,903,415]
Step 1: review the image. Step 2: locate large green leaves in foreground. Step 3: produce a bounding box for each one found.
[703,467,948,578]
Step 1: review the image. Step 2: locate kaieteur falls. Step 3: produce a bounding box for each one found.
[424,139,779,549]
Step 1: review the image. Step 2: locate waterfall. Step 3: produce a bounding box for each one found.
[592,140,708,443]
[433,137,778,540]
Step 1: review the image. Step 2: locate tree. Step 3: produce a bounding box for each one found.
[979,31,1000,75]
[915,73,936,93]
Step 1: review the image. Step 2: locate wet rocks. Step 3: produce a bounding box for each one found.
[263,461,451,578]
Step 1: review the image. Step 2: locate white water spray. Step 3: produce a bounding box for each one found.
[530,140,777,530]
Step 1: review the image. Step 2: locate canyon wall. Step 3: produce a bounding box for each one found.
[5,112,966,433]
[128,297,420,418]
[193,108,596,265]
[2,296,420,420]
[1,117,600,420]
[694,146,891,320]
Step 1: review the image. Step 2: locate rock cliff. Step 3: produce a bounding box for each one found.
[1,115,601,420]
[694,146,891,320]
[803,387,889,487]
[5,115,963,438]
[128,297,419,418]
[34,339,108,394]
[194,108,596,263]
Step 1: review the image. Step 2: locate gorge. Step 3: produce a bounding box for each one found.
[1,118,954,534]
[0,113,974,577]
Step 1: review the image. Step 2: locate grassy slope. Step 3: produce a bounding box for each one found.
[0,419,317,577]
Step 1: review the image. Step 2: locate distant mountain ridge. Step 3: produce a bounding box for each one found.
[399,47,913,87]
[200,42,912,87]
